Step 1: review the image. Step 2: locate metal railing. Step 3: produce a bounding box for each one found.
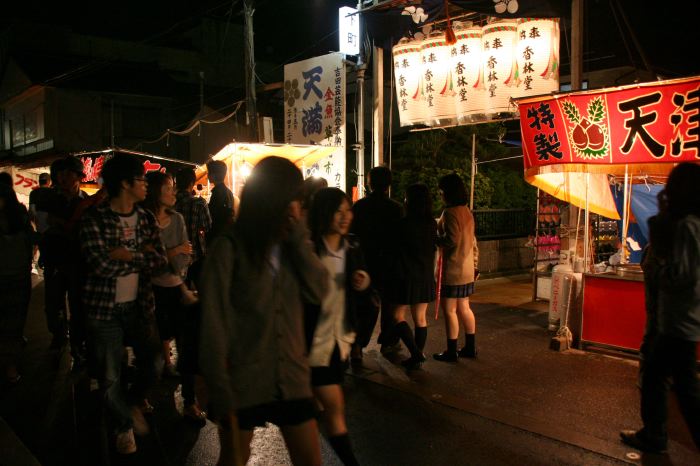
[474,209,534,240]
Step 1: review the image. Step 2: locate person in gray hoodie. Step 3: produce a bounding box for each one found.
[621,162,700,454]
[200,156,329,466]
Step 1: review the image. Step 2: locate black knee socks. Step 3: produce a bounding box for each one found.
[447,338,457,353]
[461,333,477,357]
[415,326,427,352]
[395,321,420,357]
[329,433,359,466]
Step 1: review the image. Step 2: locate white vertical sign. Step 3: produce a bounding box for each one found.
[284,53,346,191]
[339,7,360,56]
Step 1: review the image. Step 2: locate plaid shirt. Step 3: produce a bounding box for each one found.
[175,191,212,263]
[80,204,167,320]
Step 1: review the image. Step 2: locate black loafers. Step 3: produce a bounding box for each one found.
[620,430,667,454]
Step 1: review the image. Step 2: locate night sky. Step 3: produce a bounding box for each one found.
[3,1,697,88]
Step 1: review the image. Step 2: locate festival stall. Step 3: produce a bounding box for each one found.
[194,142,336,197]
[72,147,199,195]
[0,164,52,206]
[516,75,700,355]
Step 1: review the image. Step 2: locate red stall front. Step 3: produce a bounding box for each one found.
[516,76,700,358]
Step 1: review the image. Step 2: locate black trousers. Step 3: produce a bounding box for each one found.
[44,262,85,347]
[640,334,700,448]
[377,294,399,346]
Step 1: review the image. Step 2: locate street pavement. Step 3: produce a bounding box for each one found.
[2,274,699,465]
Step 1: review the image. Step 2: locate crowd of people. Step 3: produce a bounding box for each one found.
[1,154,699,462]
[0,154,481,464]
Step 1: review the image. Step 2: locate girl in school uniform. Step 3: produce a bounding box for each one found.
[306,187,370,466]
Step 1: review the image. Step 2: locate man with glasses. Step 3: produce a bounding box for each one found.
[80,154,167,455]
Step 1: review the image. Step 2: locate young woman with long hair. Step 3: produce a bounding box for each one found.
[433,173,479,362]
[387,183,437,370]
[142,171,206,425]
[306,187,369,466]
[200,156,329,466]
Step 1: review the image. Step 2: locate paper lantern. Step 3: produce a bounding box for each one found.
[514,18,560,98]
[482,21,518,115]
[392,38,424,126]
[452,26,487,123]
[420,32,457,126]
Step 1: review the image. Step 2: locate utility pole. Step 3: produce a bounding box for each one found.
[372,42,384,167]
[243,0,258,141]
[356,63,366,198]
[571,0,585,270]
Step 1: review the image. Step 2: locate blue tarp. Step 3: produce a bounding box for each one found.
[609,183,663,263]
[630,184,664,242]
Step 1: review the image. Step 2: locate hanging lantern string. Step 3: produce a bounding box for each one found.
[137,100,245,146]
[425,11,479,30]
[443,0,457,44]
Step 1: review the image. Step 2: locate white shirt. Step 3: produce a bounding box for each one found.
[308,238,356,367]
[115,210,139,303]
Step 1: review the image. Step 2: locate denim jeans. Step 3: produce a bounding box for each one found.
[640,334,700,449]
[87,302,160,433]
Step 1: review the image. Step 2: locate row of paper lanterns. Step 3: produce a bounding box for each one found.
[392,19,560,127]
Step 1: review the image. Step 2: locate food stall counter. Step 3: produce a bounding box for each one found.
[581,271,646,352]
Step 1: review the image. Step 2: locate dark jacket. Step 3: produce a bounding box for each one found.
[389,215,438,283]
[350,191,402,287]
[207,183,234,241]
[199,221,329,416]
[645,214,700,341]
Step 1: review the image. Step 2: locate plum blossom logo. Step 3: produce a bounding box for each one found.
[284,79,301,107]
[402,6,428,24]
[402,6,432,40]
[493,0,519,14]
[562,97,610,160]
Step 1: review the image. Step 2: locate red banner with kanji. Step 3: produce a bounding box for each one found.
[518,76,700,175]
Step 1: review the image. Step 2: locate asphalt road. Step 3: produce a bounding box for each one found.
[178,375,628,466]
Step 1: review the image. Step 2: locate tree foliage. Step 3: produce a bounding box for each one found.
[390,124,535,215]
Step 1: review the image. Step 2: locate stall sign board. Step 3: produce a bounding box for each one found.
[79,154,177,184]
[518,76,700,173]
[284,53,346,191]
[1,167,40,199]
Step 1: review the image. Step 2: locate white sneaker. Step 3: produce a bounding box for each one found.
[115,428,137,455]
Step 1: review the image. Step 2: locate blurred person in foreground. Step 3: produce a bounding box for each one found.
[200,156,328,466]
[621,162,700,454]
